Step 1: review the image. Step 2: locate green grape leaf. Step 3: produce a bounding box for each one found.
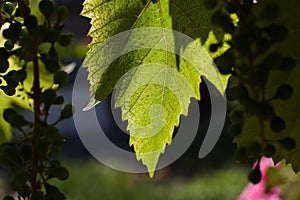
[234,0,300,173]
[81,0,227,176]
[81,0,173,109]
[81,0,171,52]
[270,66,300,172]
[115,64,196,177]
[170,0,225,42]
[264,0,300,172]
[81,0,229,107]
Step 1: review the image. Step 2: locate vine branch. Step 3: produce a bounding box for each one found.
[232,0,267,143]
[16,0,30,17]
[29,49,41,192]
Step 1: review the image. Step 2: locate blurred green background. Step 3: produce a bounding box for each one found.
[0,159,249,200]
[1,158,300,199]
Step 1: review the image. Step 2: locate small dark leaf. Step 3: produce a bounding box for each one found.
[215,51,234,74]
[275,84,293,100]
[263,144,276,158]
[41,89,57,106]
[270,116,285,133]
[44,30,60,43]
[279,57,296,71]
[226,84,251,104]
[0,60,9,73]
[43,126,64,145]
[1,86,16,96]
[60,104,73,119]
[49,166,69,180]
[58,34,73,46]
[4,108,27,129]
[54,71,69,87]
[55,96,64,105]
[3,196,15,200]
[3,2,14,15]
[24,15,38,31]
[227,121,243,137]
[11,171,27,188]
[4,40,14,50]
[39,0,54,17]
[56,6,69,23]
[229,108,244,122]
[209,43,220,52]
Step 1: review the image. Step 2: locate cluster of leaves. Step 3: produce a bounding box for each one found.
[0,0,73,199]
[209,0,300,183]
[82,0,300,181]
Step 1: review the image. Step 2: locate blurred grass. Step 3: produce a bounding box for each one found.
[2,159,300,199]
[48,160,248,200]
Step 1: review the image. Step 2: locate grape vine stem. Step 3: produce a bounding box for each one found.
[30,49,41,192]
[232,0,266,143]
[16,0,42,192]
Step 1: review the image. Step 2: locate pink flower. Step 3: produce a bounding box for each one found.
[238,157,282,200]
